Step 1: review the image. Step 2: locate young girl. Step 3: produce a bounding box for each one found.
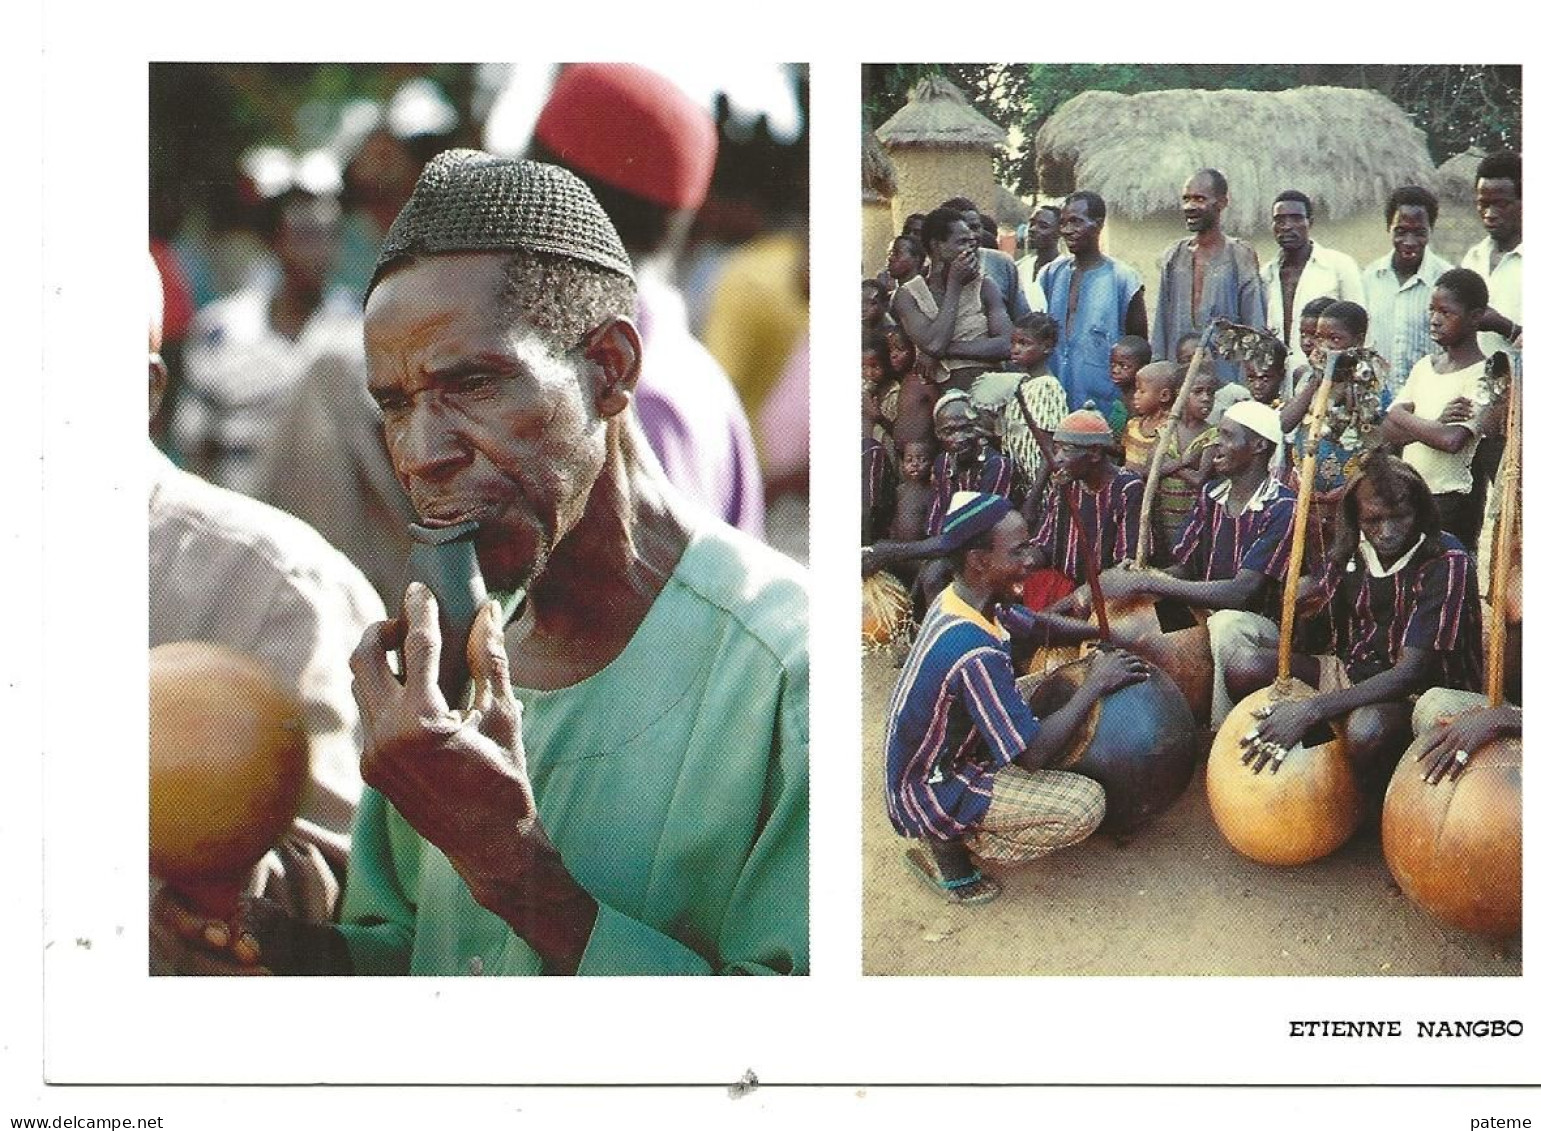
[997,312,1070,491]
[1382,268,1490,551]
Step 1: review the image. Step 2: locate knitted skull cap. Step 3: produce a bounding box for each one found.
[939,491,1015,550]
[1052,402,1116,447]
[368,149,634,296]
[534,64,718,211]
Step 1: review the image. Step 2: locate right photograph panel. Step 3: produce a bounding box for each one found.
[859,63,1522,976]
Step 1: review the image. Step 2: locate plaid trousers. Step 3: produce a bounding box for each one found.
[964,764,1106,863]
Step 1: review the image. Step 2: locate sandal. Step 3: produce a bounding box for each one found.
[903,846,1000,905]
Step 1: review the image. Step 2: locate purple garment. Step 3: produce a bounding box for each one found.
[634,273,766,537]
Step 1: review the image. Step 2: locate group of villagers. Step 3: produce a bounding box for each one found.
[861,163,1522,919]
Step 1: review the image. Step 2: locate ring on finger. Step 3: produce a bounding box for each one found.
[1453,749,1470,766]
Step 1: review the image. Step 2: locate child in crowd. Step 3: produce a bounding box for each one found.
[863,330,897,448]
[1153,366,1219,554]
[1174,331,1202,370]
[1122,360,1181,476]
[1287,295,1336,405]
[1382,268,1491,551]
[998,312,1070,491]
[1108,335,1150,442]
[1242,336,1288,410]
[862,278,890,333]
[1240,335,1290,472]
[887,439,937,550]
[1280,299,1377,574]
[886,322,937,447]
[861,380,895,546]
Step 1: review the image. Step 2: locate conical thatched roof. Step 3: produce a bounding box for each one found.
[992,184,1031,227]
[862,128,897,203]
[876,75,1006,151]
[1036,86,1440,232]
[1435,146,1484,203]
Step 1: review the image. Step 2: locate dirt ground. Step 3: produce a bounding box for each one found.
[861,655,1521,977]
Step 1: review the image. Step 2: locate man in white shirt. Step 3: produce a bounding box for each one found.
[1460,150,1522,361]
[1362,185,1454,398]
[1259,189,1364,372]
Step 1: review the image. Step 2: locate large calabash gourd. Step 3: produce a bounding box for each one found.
[862,570,911,648]
[149,642,309,911]
[1026,596,1213,723]
[1382,734,1521,937]
[1207,678,1363,866]
[1018,655,1196,833]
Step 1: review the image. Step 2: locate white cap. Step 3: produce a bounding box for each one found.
[1224,399,1283,448]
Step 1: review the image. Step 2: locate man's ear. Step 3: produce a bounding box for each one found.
[149,352,168,425]
[583,317,643,419]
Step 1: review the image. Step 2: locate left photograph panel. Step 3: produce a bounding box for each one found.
[147,62,809,976]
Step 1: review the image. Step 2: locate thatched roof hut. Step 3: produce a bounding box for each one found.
[992,185,1031,228]
[1435,146,1484,203]
[862,128,897,203]
[875,75,1006,150]
[1036,86,1441,233]
[876,76,1007,253]
[862,129,900,276]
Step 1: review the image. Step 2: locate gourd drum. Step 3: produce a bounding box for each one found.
[1207,678,1363,866]
[1019,655,1196,833]
[149,641,309,896]
[862,570,911,648]
[1025,596,1212,723]
[1382,735,1521,937]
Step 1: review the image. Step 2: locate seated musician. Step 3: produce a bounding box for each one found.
[1094,401,1297,730]
[884,492,1149,905]
[1020,405,1145,610]
[1221,453,1482,795]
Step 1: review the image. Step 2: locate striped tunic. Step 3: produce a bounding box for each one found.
[862,437,894,545]
[1320,532,1483,691]
[884,586,1041,840]
[925,447,1017,536]
[1029,467,1144,583]
[1171,475,1297,616]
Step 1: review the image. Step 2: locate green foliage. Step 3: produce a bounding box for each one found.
[863,64,1520,200]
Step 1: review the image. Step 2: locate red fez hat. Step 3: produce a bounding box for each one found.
[534,64,718,211]
[1052,403,1116,447]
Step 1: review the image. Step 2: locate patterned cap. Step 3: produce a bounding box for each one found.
[933,388,977,421]
[1052,402,1116,447]
[368,150,634,296]
[939,491,1014,549]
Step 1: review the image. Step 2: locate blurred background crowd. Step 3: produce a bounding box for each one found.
[149,62,811,601]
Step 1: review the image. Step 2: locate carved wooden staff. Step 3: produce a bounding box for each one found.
[1485,355,1520,707]
[1271,357,1341,687]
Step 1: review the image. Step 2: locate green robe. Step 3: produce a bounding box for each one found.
[337,525,809,975]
